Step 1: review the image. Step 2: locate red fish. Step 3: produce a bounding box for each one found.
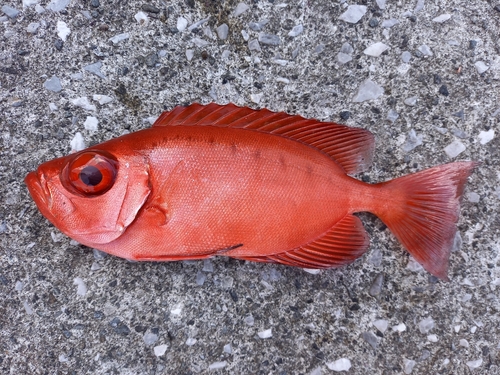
[25,103,477,280]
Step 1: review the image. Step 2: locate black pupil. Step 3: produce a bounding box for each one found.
[80,166,103,186]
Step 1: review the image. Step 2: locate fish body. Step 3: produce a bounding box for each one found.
[25,103,477,279]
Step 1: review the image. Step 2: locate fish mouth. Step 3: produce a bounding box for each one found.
[25,170,52,210]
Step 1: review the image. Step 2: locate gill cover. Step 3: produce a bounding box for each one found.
[35,150,152,246]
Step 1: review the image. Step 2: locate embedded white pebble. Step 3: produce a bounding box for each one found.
[403,129,423,152]
[402,51,412,63]
[459,339,469,347]
[376,0,386,9]
[47,0,70,12]
[403,359,416,374]
[444,140,466,158]
[241,30,249,41]
[35,4,44,13]
[73,277,87,296]
[195,271,206,286]
[170,303,183,316]
[71,97,96,111]
[478,129,494,144]
[326,358,351,372]
[186,49,194,61]
[143,332,158,345]
[364,42,390,57]
[392,323,406,332]
[203,259,214,272]
[154,344,168,356]
[467,192,480,203]
[258,328,272,338]
[387,109,399,123]
[92,94,113,105]
[339,5,367,24]
[466,358,482,370]
[44,76,62,92]
[185,338,197,346]
[134,11,149,25]
[244,315,254,326]
[250,93,263,104]
[71,72,83,80]
[203,26,213,38]
[23,0,38,7]
[192,38,209,47]
[460,294,472,302]
[381,19,399,28]
[177,17,188,31]
[51,232,64,243]
[373,319,388,333]
[56,21,70,41]
[470,326,477,333]
[352,79,384,102]
[248,39,261,51]
[303,268,320,275]
[414,0,425,12]
[233,2,249,17]
[70,132,86,152]
[288,24,303,37]
[109,33,129,44]
[223,343,232,354]
[27,22,40,33]
[90,262,101,271]
[418,44,433,56]
[404,96,418,106]
[314,44,325,54]
[188,17,210,31]
[337,52,352,64]
[273,59,288,66]
[432,14,451,23]
[84,116,98,131]
[15,281,24,291]
[276,77,289,84]
[23,301,34,315]
[309,367,321,375]
[340,42,353,54]
[216,23,228,39]
[427,334,438,342]
[474,61,489,74]
[406,256,424,272]
[418,317,435,334]
[208,361,227,370]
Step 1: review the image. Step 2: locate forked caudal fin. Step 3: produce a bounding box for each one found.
[373,161,478,280]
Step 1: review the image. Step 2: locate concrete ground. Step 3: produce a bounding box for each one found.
[1,0,499,374]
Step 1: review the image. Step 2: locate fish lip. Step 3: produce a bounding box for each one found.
[25,170,52,208]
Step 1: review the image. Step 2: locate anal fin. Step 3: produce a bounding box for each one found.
[235,215,370,269]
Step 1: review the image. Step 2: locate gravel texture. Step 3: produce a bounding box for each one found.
[1,1,500,374]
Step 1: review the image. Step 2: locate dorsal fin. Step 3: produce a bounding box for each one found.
[234,214,370,269]
[153,103,375,174]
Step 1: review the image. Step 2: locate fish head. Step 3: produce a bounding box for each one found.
[25,149,151,247]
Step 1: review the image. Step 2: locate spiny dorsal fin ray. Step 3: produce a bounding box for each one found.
[153,103,375,174]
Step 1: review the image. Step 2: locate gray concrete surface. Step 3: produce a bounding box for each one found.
[1,0,499,374]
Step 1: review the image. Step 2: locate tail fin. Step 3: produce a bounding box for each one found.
[373,162,478,280]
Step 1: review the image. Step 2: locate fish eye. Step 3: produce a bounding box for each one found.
[66,152,117,196]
